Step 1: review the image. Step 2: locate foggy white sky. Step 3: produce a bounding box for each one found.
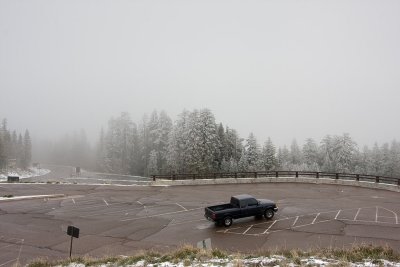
[1,0,399,147]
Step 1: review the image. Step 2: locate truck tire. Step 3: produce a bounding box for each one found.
[264,209,274,220]
[223,217,233,227]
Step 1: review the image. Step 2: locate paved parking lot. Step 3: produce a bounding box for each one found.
[0,182,399,266]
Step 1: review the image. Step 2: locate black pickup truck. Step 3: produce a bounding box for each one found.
[204,194,278,227]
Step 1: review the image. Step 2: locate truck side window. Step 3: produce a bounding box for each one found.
[248,198,258,206]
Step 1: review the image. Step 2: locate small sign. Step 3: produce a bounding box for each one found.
[67,226,80,238]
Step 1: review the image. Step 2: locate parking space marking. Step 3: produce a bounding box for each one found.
[103,199,109,206]
[72,198,75,204]
[243,225,253,234]
[169,218,207,226]
[378,206,398,224]
[335,210,341,220]
[218,206,400,237]
[354,208,361,221]
[263,220,276,234]
[292,216,299,226]
[311,213,320,224]
[120,207,203,222]
[137,201,143,205]
[175,203,188,211]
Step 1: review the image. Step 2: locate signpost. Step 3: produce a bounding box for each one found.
[67,226,79,258]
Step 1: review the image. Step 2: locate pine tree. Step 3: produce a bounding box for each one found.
[290,139,303,165]
[148,150,158,175]
[22,130,32,169]
[261,137,277,171]
[302,138,319,167]
[244,133,260,171]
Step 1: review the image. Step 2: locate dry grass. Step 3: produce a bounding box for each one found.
[27,244,400,267]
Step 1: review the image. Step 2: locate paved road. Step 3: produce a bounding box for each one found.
[22,164,151,185]
[0,183,399,266]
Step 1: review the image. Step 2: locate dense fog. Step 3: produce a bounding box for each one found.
[1,1,399,176]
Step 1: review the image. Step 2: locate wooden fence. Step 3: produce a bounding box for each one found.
[151,171,400,186]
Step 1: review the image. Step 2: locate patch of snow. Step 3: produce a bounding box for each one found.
[0,167,50,181]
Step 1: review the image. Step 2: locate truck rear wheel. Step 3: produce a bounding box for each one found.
[264,209,274,220]
[223,217,233,227]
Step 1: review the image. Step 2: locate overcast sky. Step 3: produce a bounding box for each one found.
[1,0,399,147]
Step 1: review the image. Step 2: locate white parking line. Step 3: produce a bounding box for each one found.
[137,201,143,205]
[72,198,75,204]
[335,210,341,220]
[292,216,299,227]
[103,199,109,206]
[120,207,203,222]
[263,220,276,234]
[312,213,320,224]
[375,206,378,222]
[0,243,17,249]
[378,206,398,224]
[354,208,361,221]
[243,225,253,234]
[175,203,188,211]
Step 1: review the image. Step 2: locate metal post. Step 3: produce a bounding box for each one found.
[69,235,73,258]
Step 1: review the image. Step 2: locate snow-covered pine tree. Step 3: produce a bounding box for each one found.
[148,150,158,175]
[158,111,173,173]
[261,137,277,171]
[302,138,319,167]
[290,139,303,166]
[244,133,260,171]
[22,130,32,169]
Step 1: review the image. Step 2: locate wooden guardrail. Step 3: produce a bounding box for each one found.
[151,171,400,186]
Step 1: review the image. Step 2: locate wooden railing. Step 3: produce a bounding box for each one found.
[151,171,400,186]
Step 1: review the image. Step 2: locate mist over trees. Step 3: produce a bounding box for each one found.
[0,119,32,171]
[29,109,400,178]
[92,109,400,178]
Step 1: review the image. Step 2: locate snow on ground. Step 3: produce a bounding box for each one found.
[59,256,400,267]
[0,167,50,181]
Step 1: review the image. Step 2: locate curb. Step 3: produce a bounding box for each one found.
[151,177,400,193]
[0,194,66,202]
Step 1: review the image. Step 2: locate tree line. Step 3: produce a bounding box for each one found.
[0,119,32,171]
[94,109,400,178]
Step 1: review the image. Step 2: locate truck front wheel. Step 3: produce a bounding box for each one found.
[264,209,274,220]
[223,217,233,227]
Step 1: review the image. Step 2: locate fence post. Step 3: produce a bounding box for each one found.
[276,171,278,178]
[254,172,258,178]
[152,175,156,181]
[193,174,196,180]
[316,172,319,179]
[375,176,379,183]
[214,173,217,179]
[172,175,175,181]
[336,173,339,180]
[398,179,400,186]
[234,172,237,178]
[295,171,298,178]
[356,174,359,181]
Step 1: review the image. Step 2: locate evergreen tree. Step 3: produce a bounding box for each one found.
[244,133,260,171]
[148,150,158,175]
[290,139,303,165]
[261,137,276,171]
[22,130,32,169]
